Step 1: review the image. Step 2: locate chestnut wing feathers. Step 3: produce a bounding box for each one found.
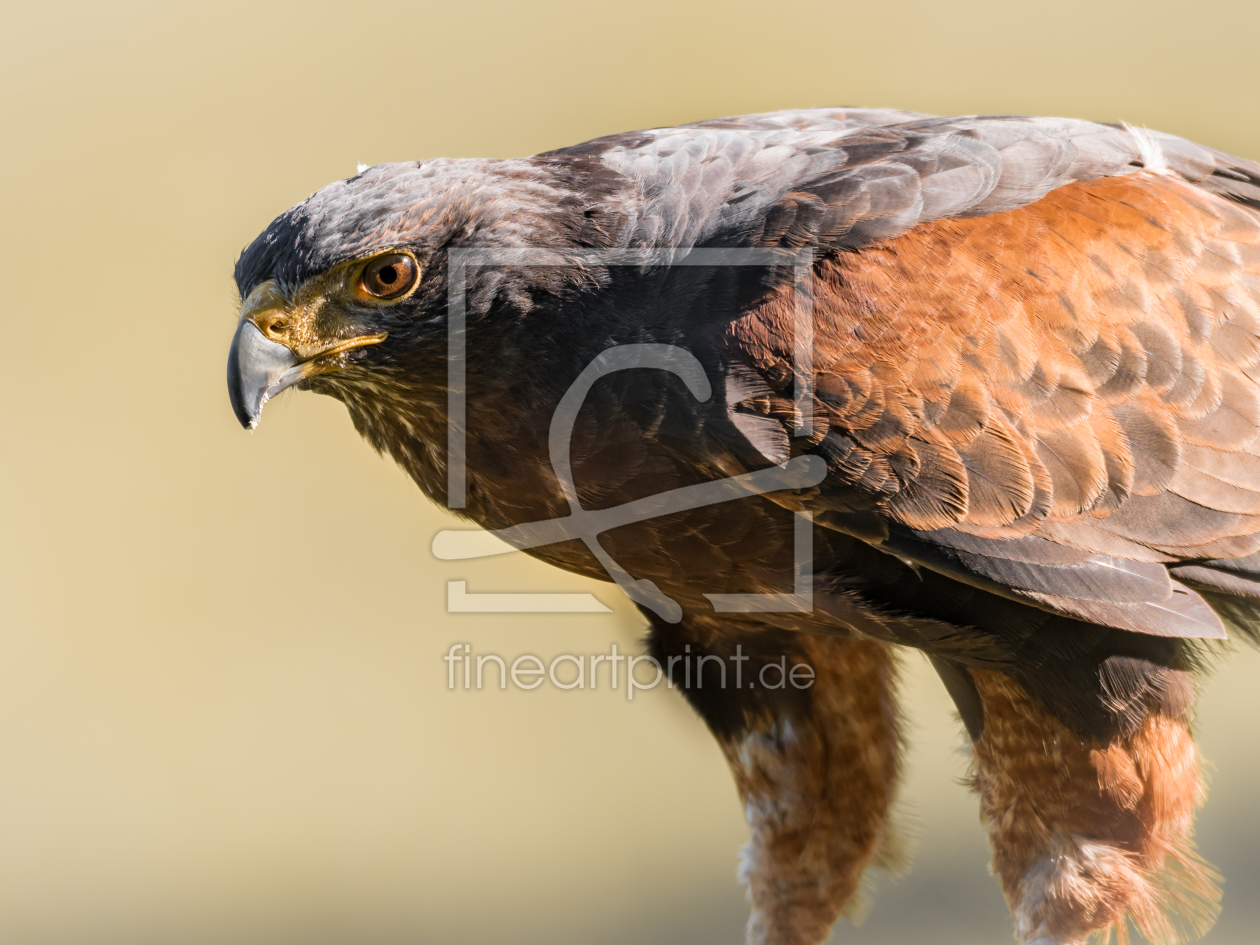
[717,168,1260,639]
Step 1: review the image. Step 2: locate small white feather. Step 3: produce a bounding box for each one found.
[356,162,370,174]
[1122,123,1170,175]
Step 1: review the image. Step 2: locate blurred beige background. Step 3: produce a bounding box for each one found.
[3,1,1260,942]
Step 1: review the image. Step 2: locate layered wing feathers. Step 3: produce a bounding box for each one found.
[563,108,1258,254]
[719,171,1260,638]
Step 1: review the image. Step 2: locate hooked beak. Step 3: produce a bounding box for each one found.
[226,318,303,430]
[226,279,387,430]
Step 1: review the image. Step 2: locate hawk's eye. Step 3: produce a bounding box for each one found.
[359,254,418,300]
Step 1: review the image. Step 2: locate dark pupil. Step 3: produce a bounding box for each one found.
[379,265,398,285]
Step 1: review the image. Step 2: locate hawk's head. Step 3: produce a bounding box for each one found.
[227,156,623,430]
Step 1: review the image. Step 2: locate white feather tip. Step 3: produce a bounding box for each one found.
[1122,123,1170,175]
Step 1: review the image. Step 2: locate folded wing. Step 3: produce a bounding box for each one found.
[716,164,1260,639]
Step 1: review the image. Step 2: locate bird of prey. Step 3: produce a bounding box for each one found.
[227,108,1260,945]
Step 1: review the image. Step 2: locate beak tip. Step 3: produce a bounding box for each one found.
[230,400,258,431]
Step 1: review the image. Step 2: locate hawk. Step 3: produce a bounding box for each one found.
[226,109,1260,945]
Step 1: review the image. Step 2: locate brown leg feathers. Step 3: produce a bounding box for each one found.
[969,670,1219,945]
[657,618,1220,945]
[718,636,903,945]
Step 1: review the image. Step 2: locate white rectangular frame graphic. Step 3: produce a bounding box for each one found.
[442,246,816,616]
